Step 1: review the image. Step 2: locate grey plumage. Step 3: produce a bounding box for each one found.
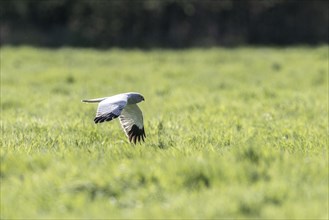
[82,92,146,144]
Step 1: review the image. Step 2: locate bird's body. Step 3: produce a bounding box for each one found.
[82,92,146,144]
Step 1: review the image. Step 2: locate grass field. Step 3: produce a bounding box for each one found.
[1,46,328,219]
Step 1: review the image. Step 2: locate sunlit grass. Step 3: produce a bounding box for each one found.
[1,46,328,219]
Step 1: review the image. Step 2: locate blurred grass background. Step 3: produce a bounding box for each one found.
[1,46,328,218]
[1,0,328,218]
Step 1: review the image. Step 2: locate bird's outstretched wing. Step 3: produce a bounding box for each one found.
[94,98,127,124]
[119,104,145,144]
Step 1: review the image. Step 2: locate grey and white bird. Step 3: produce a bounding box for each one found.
[82,92,146,144]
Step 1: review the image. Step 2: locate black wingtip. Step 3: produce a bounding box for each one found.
[94,113,119,124]
[128,125,145,144]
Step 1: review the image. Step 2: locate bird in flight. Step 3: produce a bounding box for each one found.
[82,92,146,144]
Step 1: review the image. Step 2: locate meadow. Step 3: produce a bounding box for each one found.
[1,46,328,219]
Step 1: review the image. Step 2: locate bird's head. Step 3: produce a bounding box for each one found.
[127,92,145,104]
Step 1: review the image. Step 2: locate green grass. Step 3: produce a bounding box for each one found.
[1,46,328,219]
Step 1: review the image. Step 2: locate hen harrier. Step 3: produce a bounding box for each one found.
[82,92,146,144]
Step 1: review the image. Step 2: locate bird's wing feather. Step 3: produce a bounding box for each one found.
[94,95,127,123]
[81,97,107,103]
[119,104,145,144]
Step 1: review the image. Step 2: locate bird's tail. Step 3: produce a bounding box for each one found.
[81,97,107,103]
